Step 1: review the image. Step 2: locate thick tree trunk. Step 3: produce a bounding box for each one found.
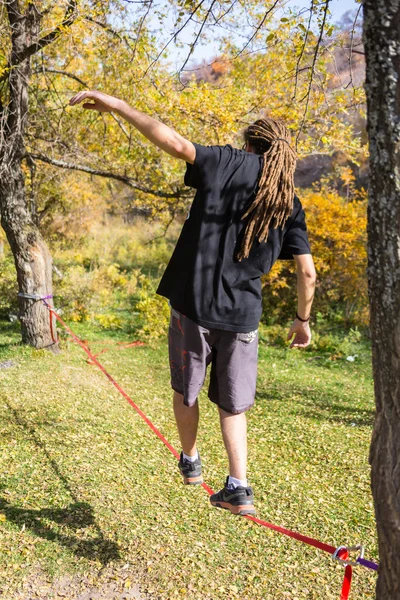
[0,1,58,350]
[363,1,400,597]
[0,168,57,349]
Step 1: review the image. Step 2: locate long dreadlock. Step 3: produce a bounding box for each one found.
[237,117,297,261]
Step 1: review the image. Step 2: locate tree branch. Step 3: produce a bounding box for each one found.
[180,0,218,75]
[296,0,331,145]
[132,0,154,58]
[84,15,136,56]
[33,67,87,87]
[28,152,190,199]
[32,67,133,141]
[293,0,314,101]
[347,49,365,56]
[139,0,206,81]
[344,4,363,91]
[0,0,78,84]
[233,0,281,59]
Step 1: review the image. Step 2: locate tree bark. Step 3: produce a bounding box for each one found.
[0,1,58,350]
[0,167,57,349]
[363,1,400,597]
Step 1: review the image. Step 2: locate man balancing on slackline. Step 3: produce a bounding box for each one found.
[70,91,316,517]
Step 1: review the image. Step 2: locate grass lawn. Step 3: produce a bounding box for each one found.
[0,318,378,600]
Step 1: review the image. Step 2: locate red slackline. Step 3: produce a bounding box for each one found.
[42,300,379,599]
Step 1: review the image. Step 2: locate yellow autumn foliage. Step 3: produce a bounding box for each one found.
[263,188,368,326]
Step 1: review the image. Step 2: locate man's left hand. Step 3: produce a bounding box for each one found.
[287,319,311,349]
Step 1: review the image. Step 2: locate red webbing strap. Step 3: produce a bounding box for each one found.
[43,302,354,599]
[245,514,334,554]
[336,548,352,600]
[86,341,146,365]
[341,566,352,600]
[244,517,352,599]
[49,308,57,344]
[43,303,179,459]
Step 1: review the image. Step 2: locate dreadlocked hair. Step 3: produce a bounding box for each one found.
[237,117,297,261]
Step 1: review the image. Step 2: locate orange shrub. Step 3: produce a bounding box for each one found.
[262,188,368,326]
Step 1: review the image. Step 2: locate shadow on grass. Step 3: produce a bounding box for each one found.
[300,402,375,427]
[4,401,120,564]
[0,498,119,563]
[256,388,375,427]
[0,341,20,348]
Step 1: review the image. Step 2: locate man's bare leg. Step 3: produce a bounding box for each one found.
[218,408,247,481]
[173,391,199,457]
[210,408,254,515]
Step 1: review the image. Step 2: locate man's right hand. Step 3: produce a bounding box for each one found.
[69,90,122,113]
[287,319,311,349]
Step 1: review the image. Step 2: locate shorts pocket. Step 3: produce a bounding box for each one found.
[169,308,184,334]
[236,330,258,345]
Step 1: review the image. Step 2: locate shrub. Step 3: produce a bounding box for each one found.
[0,252,18,317]
[262,188,368,327]
[55,262,139,325]
[135,274,170,341]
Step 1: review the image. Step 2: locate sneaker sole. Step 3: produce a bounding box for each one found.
[210,500,256,516]
[183,475,203,485]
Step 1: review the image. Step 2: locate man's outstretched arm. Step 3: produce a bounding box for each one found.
[287,253,316,348]
[69,90,196,164]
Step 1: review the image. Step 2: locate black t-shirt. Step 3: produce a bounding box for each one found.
[156,143,311,332]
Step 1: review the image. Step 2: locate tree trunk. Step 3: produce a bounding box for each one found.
[0,1,58,350]
[363,1,400,597]
[0,168,57,350]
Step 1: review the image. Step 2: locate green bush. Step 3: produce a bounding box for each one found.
[55,263,139,326]
[135,273,170,341]
[0,254,18,316]
[51,218,174,333]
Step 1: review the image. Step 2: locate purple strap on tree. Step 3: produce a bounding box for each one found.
[18,292,53,301]
[357,557,379,571]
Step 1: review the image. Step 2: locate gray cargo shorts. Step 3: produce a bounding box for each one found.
[168,308,258,414]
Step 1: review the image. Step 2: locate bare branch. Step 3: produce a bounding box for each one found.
[139,0,206,81]
[145,207,178,245]
[293,0,314,100]
[344,4,363,90]
[347,49,365,56]
[296,0,331,146]
[28,152,190,199]
[180,0,218,74]
[132,0,154,58]
[213,0,238,25]
[232,0,281,59]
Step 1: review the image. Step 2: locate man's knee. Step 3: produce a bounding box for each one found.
[173,391,198,409]
[218,406,249,419]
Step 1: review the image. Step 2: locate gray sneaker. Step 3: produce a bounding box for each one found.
[210,477,256,515]
[178,452,203,485]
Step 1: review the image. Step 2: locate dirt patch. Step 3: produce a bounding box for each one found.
[7,563,152,600]
[0,360,15,369]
